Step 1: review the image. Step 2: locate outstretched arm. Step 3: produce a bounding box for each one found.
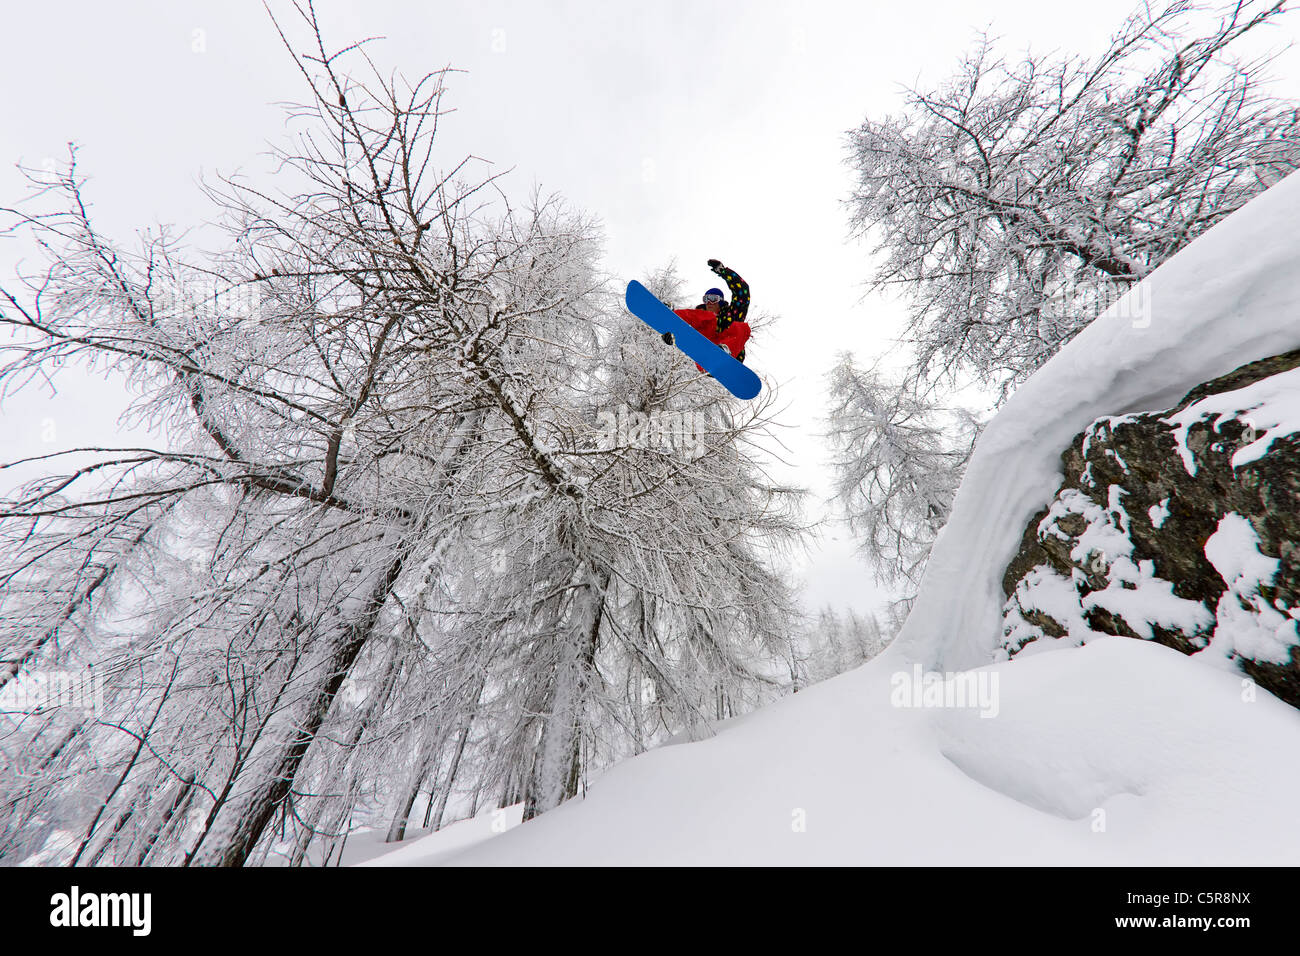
[708,259,750,322]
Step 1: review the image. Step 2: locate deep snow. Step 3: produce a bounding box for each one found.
[367,638,1300,865]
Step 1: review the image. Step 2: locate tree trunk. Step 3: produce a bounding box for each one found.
[524,566,608,819]
[197,536,414,867]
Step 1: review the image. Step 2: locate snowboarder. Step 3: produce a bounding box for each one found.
[662,259,751,365]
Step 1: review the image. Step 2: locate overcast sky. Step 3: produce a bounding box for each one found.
[3,0,1299,617]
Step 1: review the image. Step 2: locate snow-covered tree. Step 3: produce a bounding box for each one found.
[793,605,895,686]
[373,259,809,830]
[845,0,1300,398]
[824,355,980,590]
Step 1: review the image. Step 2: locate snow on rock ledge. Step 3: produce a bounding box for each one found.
[898,171,1300,673]
[1000,349,1300,708]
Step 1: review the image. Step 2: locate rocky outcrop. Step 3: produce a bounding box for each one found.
[1001,349,1300,709]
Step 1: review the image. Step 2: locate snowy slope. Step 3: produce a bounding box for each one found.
[348,805,524,867]
[901,171,1300,671]
[368,638,1300,865]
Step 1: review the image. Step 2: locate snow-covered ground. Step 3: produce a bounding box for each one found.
[346,805,525,867]
[364,171,1300,867]
[365,637,1300,865]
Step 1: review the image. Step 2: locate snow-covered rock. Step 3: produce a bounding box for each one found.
[1002,348,1300,707]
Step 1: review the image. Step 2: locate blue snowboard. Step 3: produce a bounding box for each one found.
[625,280,761,400]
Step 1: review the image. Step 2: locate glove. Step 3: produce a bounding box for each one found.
[662,331,675,345]
[707,258,722,270]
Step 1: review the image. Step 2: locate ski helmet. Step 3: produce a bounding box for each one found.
[703,287,725,302]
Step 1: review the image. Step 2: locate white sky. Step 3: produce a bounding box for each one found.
[3,0,1298,617]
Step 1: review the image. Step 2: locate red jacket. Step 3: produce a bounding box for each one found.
[672,308,751,368]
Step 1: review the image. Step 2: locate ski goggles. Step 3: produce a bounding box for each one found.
[702,293,724,303]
